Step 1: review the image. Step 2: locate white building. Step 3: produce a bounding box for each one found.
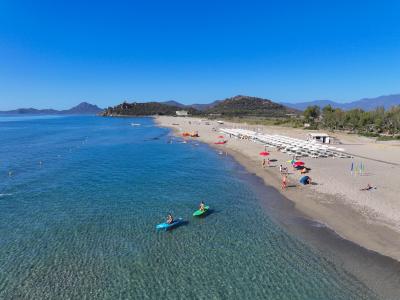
[176,110,188,116]
[307,133,331,144]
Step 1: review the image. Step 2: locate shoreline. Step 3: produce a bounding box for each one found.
[214,148,400,299]
[155,116,400,263]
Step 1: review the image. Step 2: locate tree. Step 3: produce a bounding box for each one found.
[303,105,321,123]
[321,105,336,130]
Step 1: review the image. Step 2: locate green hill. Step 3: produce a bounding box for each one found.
[101,96,298,118]
[206,95,298,117]
[101,101,198,116]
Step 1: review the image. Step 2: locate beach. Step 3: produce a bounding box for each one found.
[156,116,400,262]
[3,115,390,299]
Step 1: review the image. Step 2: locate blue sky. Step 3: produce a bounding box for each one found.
[0,0,399,110]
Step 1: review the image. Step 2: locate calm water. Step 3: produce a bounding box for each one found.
[0,115,378,299]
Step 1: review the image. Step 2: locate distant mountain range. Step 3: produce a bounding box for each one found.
[3,93,399,117]
[0,102,103,115]
[281,94,400,111]
[103,95,298,117]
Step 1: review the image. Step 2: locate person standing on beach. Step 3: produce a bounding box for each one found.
[281,174,287,190]
[262,159,266,168]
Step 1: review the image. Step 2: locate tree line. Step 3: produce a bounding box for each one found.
[303,105,400,138]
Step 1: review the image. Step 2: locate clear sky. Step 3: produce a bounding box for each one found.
[0,0,399,110]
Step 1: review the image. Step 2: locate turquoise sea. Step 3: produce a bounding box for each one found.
[0,115,395,299]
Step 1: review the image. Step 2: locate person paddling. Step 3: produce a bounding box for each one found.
[166,213,174,224]
[199,201,206,212]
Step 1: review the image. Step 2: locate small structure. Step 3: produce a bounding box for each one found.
[307,133,331,144]
[285,113,297,118]
[176,110,188,116]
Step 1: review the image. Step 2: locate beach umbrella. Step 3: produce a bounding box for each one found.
[293,161,304,166]
[259,151,270,156]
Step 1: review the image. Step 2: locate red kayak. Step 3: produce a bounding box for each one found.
[214,141,227,145]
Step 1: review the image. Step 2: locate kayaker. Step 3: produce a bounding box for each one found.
[199,201,206,211]
[166,213,174,224]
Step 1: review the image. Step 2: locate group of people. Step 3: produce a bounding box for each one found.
[281,172,312,190]
[262,158,270,168]
[260,155,313,190]
[166,201,206,224]
[279,162,312,190]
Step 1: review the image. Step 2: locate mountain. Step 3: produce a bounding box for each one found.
[347,94,400,111]
[282,94,400,111]
[206,95,298,117]
[191,100,222,111]
[60,102,102,114]
[281,100,339,111]
[0,102,103,115]
[59,102,103,114]
[101,95,297,117]
[1,108,60,115]
[160,100,187,108]
[160,100,222,111]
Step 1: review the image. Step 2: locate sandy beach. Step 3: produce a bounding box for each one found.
[156,116,400,262]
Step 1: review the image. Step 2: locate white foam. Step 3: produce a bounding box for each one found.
[0,193,12,197]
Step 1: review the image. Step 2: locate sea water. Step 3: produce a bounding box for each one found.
[0,115,378,299]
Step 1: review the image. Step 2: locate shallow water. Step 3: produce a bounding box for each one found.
[0,116,380,299]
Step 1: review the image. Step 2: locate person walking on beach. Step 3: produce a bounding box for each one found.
[262,159,266,168]
[281,174,287,190]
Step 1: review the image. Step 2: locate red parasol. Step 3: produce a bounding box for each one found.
[293,161,304,166]
[259,151,270,156]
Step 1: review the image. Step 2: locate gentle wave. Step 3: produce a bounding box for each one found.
[0,193,13,197]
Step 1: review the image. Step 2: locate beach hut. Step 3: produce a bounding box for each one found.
[307,133,331,144]
[176,110,188,116]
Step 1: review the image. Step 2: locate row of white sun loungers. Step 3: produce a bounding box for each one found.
[220,128,352,159]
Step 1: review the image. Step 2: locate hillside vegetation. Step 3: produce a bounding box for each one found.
[302,105,400,138]
[207,95,297,117]
[102,102,198,116]
[102,96,298,118]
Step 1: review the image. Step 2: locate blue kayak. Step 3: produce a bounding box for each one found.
[156,218,184,230]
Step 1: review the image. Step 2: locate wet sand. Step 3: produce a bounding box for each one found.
[227,154,400,299]
[156,116,400,263]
